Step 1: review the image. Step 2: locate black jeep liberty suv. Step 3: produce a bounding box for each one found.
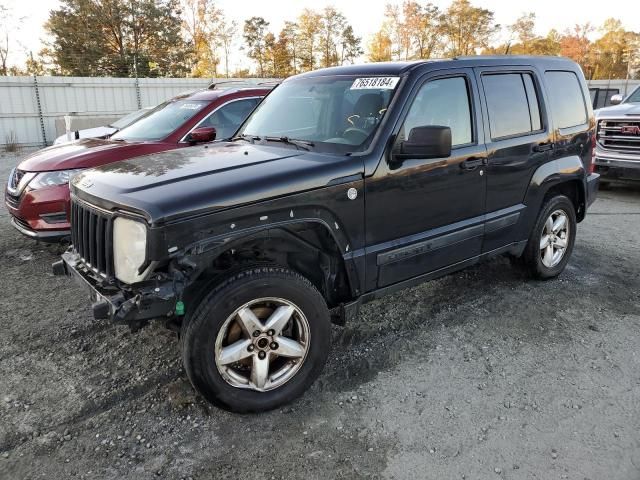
[54,56,600,412]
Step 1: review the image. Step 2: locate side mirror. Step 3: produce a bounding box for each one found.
[188,126,216,144]
[610,94,623,105]
[394,125,452,161]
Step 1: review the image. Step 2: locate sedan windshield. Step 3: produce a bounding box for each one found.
[238,75,399,153]
[112,100,208,141]
[109,107,153,130]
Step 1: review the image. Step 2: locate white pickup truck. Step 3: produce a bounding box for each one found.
[594,86,640,186]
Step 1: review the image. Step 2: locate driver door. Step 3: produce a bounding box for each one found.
[364,68,488,290]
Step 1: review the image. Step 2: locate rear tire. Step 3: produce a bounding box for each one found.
[180,266,331,413]
[521,194,576,280]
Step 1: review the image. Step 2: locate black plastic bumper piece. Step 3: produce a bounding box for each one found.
[595,164,640,185]
[52,259,66,276]
[586,173,600,208]
[53,250,178,326]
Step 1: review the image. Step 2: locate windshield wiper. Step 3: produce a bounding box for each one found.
[262,136,315,151]
[230,133,259,143]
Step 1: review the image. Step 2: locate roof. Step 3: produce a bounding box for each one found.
[296,61,432,78]
[173,86,273,102]
[293,55,578,79]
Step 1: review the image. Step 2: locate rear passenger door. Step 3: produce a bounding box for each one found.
[475,67,552,252]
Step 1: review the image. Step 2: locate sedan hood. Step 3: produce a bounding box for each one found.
[18,138,163,172]
[71,142,362,224]
[596,102,640,118]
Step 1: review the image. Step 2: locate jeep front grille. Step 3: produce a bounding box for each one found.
[597,119,640,155]
[71,199,114,278]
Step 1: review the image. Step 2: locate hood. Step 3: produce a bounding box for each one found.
[596,102,640,118]
[71,142,363,224]
[18,138,165,172]
[54,126,117,145]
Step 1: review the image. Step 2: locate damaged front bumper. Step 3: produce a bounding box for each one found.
[53,250,179,327]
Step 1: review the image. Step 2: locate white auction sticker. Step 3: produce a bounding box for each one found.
[179,103,204,110]
[351,77,400,90]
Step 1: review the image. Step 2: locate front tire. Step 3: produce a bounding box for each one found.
[521,194,577,279]
[180,267,331,413]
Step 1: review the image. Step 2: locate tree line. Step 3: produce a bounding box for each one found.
[243,8,362,78]
[369,1,640,80]
[0,0,638,80]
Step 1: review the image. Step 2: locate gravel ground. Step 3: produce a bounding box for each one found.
[1,150,639,480]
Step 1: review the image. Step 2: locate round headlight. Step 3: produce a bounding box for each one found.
[113,217,148,284]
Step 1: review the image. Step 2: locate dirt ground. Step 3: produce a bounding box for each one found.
[1,150,639,480]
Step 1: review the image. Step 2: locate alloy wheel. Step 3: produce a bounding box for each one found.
[539,209,570,268]
[214,297,310,392]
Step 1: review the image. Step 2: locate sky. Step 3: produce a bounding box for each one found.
[3,0,640,71]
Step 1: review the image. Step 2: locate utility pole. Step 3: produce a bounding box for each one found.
[31,50,47,146]
[133,52,141,109]
[624,47,630,96]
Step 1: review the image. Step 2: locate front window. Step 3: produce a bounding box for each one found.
[237,75,400,153]
[198,98,260,140]
[625,86,640,103]
[112,100,209,141]
[401,76,473,146]
[110,108,152,130]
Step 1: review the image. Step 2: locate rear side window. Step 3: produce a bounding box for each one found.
[545,71,588,128]
[482,73,542,139]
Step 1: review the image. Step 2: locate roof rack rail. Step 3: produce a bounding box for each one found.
[207,80,251,90]
[207,79,281,90]
[256,80,281,87]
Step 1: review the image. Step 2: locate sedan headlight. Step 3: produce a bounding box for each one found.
[29,169,81,189]
[113,217,148,284]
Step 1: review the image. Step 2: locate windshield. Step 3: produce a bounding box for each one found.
[112,100,208,141]
[238,75,399,153]
[624,87,640,103]
[110,108,152,130]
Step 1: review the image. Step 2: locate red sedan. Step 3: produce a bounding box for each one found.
[5,86,270,241]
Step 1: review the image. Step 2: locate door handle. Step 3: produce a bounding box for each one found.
[460,158,484,170]
[533,142,554,153]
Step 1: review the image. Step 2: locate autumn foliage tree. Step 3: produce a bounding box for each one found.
[441,0,499,56]
[484,13,561,56]
[485,14,639,80]
[45,0,190,77]
[243,16,270,77]
[369,0,498,61]
[182,0,220,77]
[368,28,392,62]
[242,7,361,77]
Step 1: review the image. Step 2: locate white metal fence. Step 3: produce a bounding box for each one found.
[0,76,276,147]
